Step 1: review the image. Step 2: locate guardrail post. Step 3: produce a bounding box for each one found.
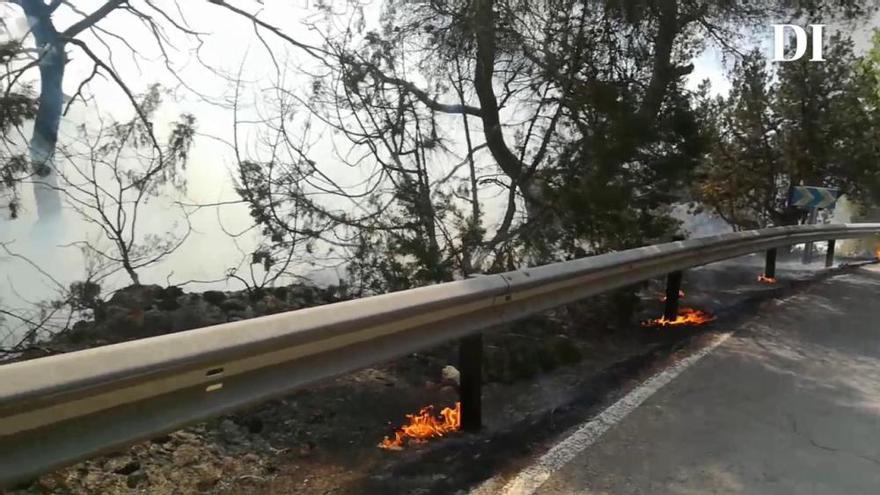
[664,271,683,321]
[802,243,814,264]
[802,207,819,264]
[825,239,836,268]
[765,248,777,278]
[459,334,482,432]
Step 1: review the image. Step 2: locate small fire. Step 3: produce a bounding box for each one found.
[379,402,461,450]
[875,247,880,259]
[642,308,715,327]
[757,274,777,284]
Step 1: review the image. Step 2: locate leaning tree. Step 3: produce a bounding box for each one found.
[1,0,200,220]
[203,0,825,290]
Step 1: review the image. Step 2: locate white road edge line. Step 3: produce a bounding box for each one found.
[472,331,733,495]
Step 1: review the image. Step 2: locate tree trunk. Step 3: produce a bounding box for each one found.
[122,257,141,286]
[470,0,541,213]
[20,0,64,220]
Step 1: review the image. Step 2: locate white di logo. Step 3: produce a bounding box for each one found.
[773,24,825,62]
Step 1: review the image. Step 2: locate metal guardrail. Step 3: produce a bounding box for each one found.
[1,223,879,485]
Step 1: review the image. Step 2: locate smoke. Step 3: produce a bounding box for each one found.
[831,195,879,256]
[671,203,734,238]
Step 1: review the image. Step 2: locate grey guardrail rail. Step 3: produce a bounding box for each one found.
[2,223,879,485]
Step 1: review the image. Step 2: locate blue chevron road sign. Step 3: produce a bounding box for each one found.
[789,186,839,209]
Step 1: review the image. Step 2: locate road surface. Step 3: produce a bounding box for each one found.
[499,264,880,494]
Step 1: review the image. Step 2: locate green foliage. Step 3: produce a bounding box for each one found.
[239,0,880,296]
[0,42,36,130]
[0,42,38,218]
[68,281,102,311]
[695,36,880,229]
[536,89,703,258]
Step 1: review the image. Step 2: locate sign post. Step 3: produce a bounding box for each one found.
[802,207,820,263]
[788,186,838,264]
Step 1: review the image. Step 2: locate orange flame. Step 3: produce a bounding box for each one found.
[379,402,461,450]
[757,274,777,284]
[875,247,880,259]
[642,307,715,327]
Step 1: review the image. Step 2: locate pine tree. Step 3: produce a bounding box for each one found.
[695,35,880,229]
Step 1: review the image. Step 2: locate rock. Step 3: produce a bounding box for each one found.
[241,416,264,434]
[226,308,255,321]
[351,368,397,386]
[150,434,172,444]
[219,418,240,436]
[288,285,319,307]
[197,478,219,492]
[203,290,227,306]
[255,294,284,315]
[66,320,95,343]
[160,285,184,300]
[220,298,248,313]
[172,444,201,467]
[171,300,226,332]
[247,287,267,302]
[142,309,174,336]
[108,284,163,310]
[112,460,140,476]
[321,284,345,302]
[192,464,223,492]
[98,305,145,339]
[102,304,131,324]
[102,456,133,473]
[441,365,460,386]
[126,470,147,488]
[298,440,316,457]
[271,286,290,300]
[157,296,181,311]
[173,431,199,443]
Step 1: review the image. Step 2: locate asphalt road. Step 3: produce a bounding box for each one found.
[525,264,880,494]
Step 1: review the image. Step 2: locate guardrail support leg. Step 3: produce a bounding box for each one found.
[459,334,482,432]
[664,271,683,321]
[802,243,814,264]
[802,207,819,264]
[765,248,777,279]
[825,239,836,268]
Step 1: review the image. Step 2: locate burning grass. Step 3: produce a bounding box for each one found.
[757,274,777,284]
[379,402,461,450]
[641,308,715,328]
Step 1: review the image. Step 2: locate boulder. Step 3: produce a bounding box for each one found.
[108,285,163,310]
[203,290,227,306]
[441,365,460,386]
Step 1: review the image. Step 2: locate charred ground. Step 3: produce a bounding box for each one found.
[7,254,874,495]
